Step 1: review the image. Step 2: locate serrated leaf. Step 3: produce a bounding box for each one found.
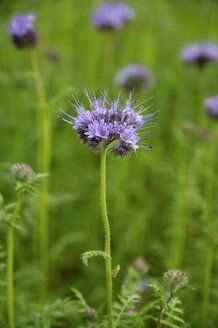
[81,250,111,267]
[161,320,181,328]
[9,222,20,230]
[4,203,17,212]
[71,288,87,309]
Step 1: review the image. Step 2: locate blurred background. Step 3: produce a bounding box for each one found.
[1,0,218,327]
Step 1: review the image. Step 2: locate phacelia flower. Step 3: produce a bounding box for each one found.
[204,96,218,117]
[163,270,189,293]
[10,163,34,184]
[92,2,134,30]
[181,42,218,67]
[138,278,147,292]
[59,91,156,157]
[8,13,39,49]
[115,65,154,92]
[133,257,150,274]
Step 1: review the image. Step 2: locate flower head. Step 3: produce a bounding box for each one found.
[92,2,134,30]
[10,163,34,184]
[181,42,218,67]
[8,13,39,48]
[163,270,189,293]
[133,257,150,274]
[59,91,155,157]
[115,65,154,92]
[204,96,218,117]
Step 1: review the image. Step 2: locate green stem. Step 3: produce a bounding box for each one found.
[101,148,114,328]
[7,192,23,328]
[170,162,186,269]
[203,243,214,327]
[202,125,216,327]
[30,50,51,301]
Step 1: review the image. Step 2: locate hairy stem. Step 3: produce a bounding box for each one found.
[101,148,114,328]
[30,50,51,302]
[7,192,23,328]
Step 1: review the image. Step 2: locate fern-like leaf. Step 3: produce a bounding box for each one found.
[81,250,111,267]
[23,173,49,196]
[114,294,140,328]
[162,297,184,328]
[71,288,87,309]
[33,298,79,328]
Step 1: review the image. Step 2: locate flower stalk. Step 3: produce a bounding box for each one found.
[202,124,217,327]
[7,192,23,328]
[30,49,51,301]
[101,147,114,328]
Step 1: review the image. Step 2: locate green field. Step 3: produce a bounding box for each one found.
[1,0,218,327]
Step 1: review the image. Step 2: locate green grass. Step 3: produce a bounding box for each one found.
[1,0,218,327]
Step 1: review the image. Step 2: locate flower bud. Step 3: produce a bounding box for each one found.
[163,270,189,292]
[10,163,34,184]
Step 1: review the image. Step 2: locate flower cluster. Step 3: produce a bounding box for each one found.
[8,13,38,49]
[204,96,218,117]
[92,2,134,30]
[181,42,218,67]
[10,163,34,184]
[59,92,155,157]
[115,64,154,92]
[163,270,189,293]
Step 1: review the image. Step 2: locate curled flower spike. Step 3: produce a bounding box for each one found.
[181,42,218,67]
[163,270,189,293]
[59,91,156,157]
[204,96,218,118]
[10,163,34,184]
[115,64,154,92]
[8,13,39,49]
[91,2,134,30]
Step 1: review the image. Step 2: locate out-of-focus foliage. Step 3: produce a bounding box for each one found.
[1,0,218,327]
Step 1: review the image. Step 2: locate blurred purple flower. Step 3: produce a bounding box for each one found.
[59,91,156,157]
[204,96,218,117]
[181,42,218,67]
[8,13,39,48]
[92,2,134,30]
[138,279,147,292]
[115,64,154,92]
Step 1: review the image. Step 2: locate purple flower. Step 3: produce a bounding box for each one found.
[92,2,134,30]
[138,279,147,292]
[8,13,39,48]
[59,91,156,157]
[204,96,218,117]
[115,65,154,92]
[181,42,218,67]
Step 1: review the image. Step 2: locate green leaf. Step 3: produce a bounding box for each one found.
[71,288,87,309]
[4,203,17,212]
[81,250,111,267]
